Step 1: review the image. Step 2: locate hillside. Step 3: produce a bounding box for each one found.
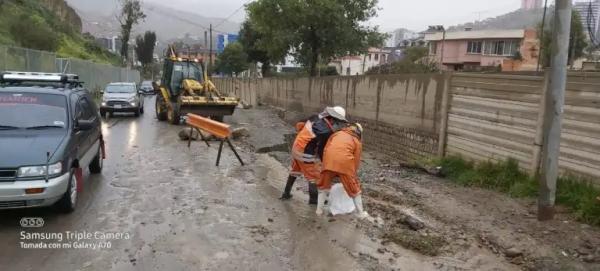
[448,8,546,32]
[66,0,241,46]
[0,0,120,65]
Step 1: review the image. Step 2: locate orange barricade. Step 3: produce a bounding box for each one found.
[186,114,244,166]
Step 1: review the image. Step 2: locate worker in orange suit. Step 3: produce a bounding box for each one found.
[316,123,370,219]
[279,106,348,204]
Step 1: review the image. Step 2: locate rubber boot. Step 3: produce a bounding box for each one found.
[308,182,318,205]
[279,175,296,200]
[315,190,329,216]
[353,194,370,219]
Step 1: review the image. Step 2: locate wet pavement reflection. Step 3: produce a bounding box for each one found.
[0,95,394,271]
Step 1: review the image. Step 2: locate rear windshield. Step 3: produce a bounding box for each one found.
[106,84,135,93]
[0,92,68,129]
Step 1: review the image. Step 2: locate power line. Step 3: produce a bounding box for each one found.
[214,0,253,29]
[144,6,229,34]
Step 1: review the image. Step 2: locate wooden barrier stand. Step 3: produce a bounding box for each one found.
[186,113,244,166]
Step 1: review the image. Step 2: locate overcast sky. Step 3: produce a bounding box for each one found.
[146,0,524,31]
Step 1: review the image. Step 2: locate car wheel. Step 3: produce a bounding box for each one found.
[140,105,144,114]
[56,170,77,213]
[134,109,140,117]
[89,145,103,174]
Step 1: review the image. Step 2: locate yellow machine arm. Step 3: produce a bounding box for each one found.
[181,79,222,97]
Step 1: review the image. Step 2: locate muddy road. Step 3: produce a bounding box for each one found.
[0,96,432,271]
[1,96,597,271]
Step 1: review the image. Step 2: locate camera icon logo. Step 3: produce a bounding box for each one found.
[20,217,44,228]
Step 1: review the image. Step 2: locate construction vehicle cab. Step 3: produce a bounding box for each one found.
[155,46,239,124]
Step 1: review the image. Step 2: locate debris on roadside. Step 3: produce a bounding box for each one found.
[504,247,523,258]
[178,127,197,140]
[239,101,252,109]
[231,127,250,139]
[402,215,425,231]
[178,127,216,141]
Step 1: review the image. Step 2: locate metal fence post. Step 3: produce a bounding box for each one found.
[25,49,30,71]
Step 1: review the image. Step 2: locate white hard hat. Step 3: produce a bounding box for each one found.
[325,106,347,122]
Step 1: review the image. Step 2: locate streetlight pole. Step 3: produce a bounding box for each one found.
[538,0,572,221]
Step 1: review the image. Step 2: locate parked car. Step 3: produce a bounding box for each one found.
[0,71,104,212]
[139,80,155,95]
[99,82,144,117]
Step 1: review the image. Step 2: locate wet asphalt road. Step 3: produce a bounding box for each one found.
[0,96,408,271]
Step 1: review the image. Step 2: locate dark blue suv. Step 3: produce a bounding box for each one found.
[0,72,104,212]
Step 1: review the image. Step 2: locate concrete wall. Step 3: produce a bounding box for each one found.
[216,71,600,184]
[214,74,447,161]
[445,73,543,171]
[444,72,600,183]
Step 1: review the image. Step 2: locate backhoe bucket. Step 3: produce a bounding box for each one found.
[179,96,239,118]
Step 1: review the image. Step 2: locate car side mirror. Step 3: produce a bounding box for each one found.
[76,119,94,131]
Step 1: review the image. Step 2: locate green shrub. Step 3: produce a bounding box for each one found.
[9,14,58,51]
[438,156,600,226]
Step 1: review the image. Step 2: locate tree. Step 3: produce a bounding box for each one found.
[118,0,145,65]
[134,31,157,74]
[403,47,429,62]
[239,20,272,77]
[215,42,249,76]
[539,10,588,67]
[366,47,438,75]
[246,0,386,77]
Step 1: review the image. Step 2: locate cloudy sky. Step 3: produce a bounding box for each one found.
[145,0,524,31]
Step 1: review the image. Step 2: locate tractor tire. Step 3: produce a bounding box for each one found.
[167,102,181,125]
[156,96,167,121]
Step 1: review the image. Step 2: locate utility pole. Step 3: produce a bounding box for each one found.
[538,0,572,221]
[537,0,549,72]
[209,24,213,74]
[204,31,208,49]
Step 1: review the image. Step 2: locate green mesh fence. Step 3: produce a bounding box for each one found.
[0,45,140,94]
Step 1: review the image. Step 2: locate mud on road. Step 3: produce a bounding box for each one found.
[0,98,599,271]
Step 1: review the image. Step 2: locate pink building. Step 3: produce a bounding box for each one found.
[424,29,540,71]
[521,0,543,10]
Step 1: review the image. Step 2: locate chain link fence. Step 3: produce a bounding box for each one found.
[0,45,140,95]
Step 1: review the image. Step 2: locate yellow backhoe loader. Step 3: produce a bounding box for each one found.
[155,45,239,124]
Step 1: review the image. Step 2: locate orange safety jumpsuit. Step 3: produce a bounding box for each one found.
[290,117,334,182]
[317,127,363,198]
